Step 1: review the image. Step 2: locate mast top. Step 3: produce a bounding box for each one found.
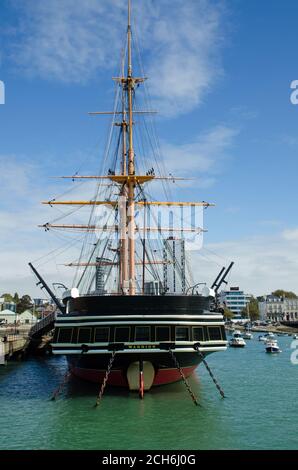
[127,0,132,78]
[128,0,131,30]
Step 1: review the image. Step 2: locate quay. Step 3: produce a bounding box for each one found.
[0,334,28,363]
[0,311,55,364]
[226,324,298,335]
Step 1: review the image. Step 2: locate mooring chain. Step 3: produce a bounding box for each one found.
[94,350,117,407]
[194,344,226,399]
[50,347,88,401]
[50,368,72,401]
[168,349,200,406]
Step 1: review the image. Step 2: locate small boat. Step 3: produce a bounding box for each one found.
[243,331,253,340]
[265,339,281,354]
[293,334,298,339]
[229,331,246,348]
[259,332,275,341]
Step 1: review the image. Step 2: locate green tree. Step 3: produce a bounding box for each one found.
[241,297,259,321]
[271,289,297,299]
[13,292,19,304]
[1,293,14,302]
[16,295,33,314]
[223,307,234,320]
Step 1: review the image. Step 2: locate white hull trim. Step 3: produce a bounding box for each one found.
[56,314,224,321]
[52,346,228,354]
[55,320,225,327]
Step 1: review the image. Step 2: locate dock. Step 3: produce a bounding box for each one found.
[0,334,29,364]
[0,311,56,364]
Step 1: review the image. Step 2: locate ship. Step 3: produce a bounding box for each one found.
[32,0,228,396]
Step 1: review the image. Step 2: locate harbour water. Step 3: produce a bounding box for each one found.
[0,334,297,450]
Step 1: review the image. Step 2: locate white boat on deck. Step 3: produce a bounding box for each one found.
[229,331,246,348]
[265,339,281,354]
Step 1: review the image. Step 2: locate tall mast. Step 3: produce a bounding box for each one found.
[127,0,136,295]
[119,49,128,292]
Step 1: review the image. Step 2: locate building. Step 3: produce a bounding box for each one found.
[18,310,37,325]
[0,301,16,312]
[283,298,298,321]
[0,309,18,324]
[258,295,283,322]
[163,238,186,294]
[220,287,251,319]
[258,295,298,322]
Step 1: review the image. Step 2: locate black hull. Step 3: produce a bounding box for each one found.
[52,294,227,388]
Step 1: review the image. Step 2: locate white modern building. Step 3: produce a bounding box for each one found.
[163,238,186,294]
[220,286,251,319]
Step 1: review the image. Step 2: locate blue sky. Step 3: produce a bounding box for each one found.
[1,0,298,296]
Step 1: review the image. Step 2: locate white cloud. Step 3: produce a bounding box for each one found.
[0,154,97,296]
[161,125,238,177]
[282,228,298,242]
[6,0,226,116]
[191,233,298,296]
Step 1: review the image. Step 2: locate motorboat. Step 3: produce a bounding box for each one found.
[259,332,275,342]
[229,331,246,348]
[243,331,253,340]
[265,339,281,353]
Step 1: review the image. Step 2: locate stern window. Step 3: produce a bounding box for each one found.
[176,327,189,341]
[135,326,150,342]
[156,326,170,342]
[57,328,73,343]
[208,327,222,341]
[78,328,92,343]
[114,327,130,342]
[94,327,110,343]
[193,327,205,342]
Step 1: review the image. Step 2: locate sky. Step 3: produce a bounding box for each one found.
[1,0,298,297]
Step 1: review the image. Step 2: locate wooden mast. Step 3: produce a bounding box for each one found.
[126,0,136,295]
[119,49,129,293]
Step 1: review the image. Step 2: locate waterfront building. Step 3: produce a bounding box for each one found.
[0,301,16,312]
[18,310,37,325]
[258,295,283,321]
[0,309,18,324]
[219,286,251,319]
[258,295,298,322]
[283,298,298,322]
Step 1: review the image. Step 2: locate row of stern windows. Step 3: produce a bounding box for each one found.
[54,325,225,344]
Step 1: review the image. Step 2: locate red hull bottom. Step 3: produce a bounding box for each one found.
[71,365,197,387]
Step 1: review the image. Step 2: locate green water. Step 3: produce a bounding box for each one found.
[0,334,297,450]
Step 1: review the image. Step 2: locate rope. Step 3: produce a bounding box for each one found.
[168,349,200,406]
[194,344,226,399]
[94,350,117,407]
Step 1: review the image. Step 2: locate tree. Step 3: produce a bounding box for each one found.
[223,307,234,320]
[1,293,14,302]
[271,289,297,299]
[16,295,33,314]
[241,297,259,321]
[13,292,19,304]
